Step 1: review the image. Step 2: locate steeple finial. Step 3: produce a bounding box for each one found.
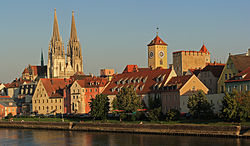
[70,10,78,41]
[41,48,44,67]
[52,8,60,41]
[156,27,159,36]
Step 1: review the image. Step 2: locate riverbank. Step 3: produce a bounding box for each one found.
[0,121,250,138]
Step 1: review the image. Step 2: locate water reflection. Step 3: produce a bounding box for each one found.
[0,128,250,146]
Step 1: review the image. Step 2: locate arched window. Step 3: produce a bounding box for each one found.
[59,62,62,71]
[77,64,79,72]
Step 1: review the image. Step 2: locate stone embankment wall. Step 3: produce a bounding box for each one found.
[0,121,249,138]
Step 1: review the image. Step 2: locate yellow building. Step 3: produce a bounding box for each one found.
[173,45,210,76]
[32,78,70,114]
[147,34,168,69]
[217,54,250,93]
[161,74,208,114]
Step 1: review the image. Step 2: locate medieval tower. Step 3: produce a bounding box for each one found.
[147,33,168,69]
[47,9,83,78]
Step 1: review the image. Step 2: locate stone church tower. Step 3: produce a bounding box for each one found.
[47,9,66,78]
[66,11,83,75]
[47,9,83,79]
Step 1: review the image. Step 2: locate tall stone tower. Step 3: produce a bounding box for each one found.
[47,9,66,78]
[66,11,83,74]
[147,34,168,69]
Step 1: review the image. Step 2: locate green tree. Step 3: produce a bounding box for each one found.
[146,95,163,121]
[90,94,110,120]
[187,90,214,119]
[114,86,142,113]
[221,91,248,122]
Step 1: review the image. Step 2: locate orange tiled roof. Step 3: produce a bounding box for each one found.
[0,96,11,99]
[40,78,71,97]
[22,65,47,76]
[147,35,167,46]
[199,44,209,54]
[102,67,173,95]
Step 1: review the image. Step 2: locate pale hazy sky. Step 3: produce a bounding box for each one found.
[0,0,249,83]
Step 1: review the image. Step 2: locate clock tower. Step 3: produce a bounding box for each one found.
[147,34,168,69]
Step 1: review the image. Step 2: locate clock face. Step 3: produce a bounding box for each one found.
[149,51,154,58]
[159,51,165,58]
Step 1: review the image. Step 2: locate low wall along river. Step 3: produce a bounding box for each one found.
[0,121,250,138]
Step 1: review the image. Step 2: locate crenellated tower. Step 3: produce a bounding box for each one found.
[47,8,66,78]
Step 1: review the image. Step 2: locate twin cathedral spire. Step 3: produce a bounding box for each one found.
[47,9,83,78]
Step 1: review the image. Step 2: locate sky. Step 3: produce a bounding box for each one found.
[0,0,249,83]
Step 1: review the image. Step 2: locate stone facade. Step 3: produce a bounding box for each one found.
[173,45,210,76]
[47,9,83,79]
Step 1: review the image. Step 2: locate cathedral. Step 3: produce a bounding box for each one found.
[47,9,83,79]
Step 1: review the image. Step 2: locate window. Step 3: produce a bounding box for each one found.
[47,99,48,103]
[90,89,92,92]
[60,106,61,109]
[86,89,88,92]
[35,100,36,103]
[73,96,75,99]
[227,64,230,69]
[51,99,53,103]
[55,99,57,103]
[51,106,53,110]
[95,89,97,92]
[43,100,44,103]
[225,74,228,80]
[240,85,243,91]
[221,86,224,93]
[229,74,231,79]
[82,89,85,92]
[43,106,44,110]
[192,86,195,91]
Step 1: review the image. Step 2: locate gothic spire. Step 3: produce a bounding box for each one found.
[70,10,78,42]
[41,49,44,67]
[52,8,60,41]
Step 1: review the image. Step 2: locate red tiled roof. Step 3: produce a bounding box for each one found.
[40,78,71,97]
[76,77,108,88]
[102,67,173,95]
[147,35,167,46]
[230,55,250,72]
[165,75,193,91]
[225,67,250,83]
[123,65,139,73]
[188,69,202,76]
[199,44,210,54]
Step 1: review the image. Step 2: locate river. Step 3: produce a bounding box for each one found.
[0,128,250,146]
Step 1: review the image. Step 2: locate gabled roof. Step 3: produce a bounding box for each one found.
[102,66,173,95]
[75,77,108,88]
[225,67,250,83]
[40,78,71,97]
[147,35,167,46]
[199,44,209,54]
[165,75,193,91]
[230,55,250,72]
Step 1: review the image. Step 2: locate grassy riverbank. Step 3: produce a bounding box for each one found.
[2,117,250,127]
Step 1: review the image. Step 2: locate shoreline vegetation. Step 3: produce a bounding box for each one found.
[1,118,250,138]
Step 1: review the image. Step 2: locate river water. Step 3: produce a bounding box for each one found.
[0,128,250,146]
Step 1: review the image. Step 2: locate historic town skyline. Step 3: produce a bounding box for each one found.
[0,0,250,83]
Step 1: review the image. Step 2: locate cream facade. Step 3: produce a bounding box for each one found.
[147,35,168,69]
[173,45,210,76]
[32,79,66,114]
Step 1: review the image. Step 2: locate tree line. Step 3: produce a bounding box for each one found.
[90,86,250,122]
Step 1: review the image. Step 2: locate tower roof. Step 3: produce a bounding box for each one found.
[199,44,209,54]
[147,35,167,46]
[70,10,78,41]
[52,9,60,41]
